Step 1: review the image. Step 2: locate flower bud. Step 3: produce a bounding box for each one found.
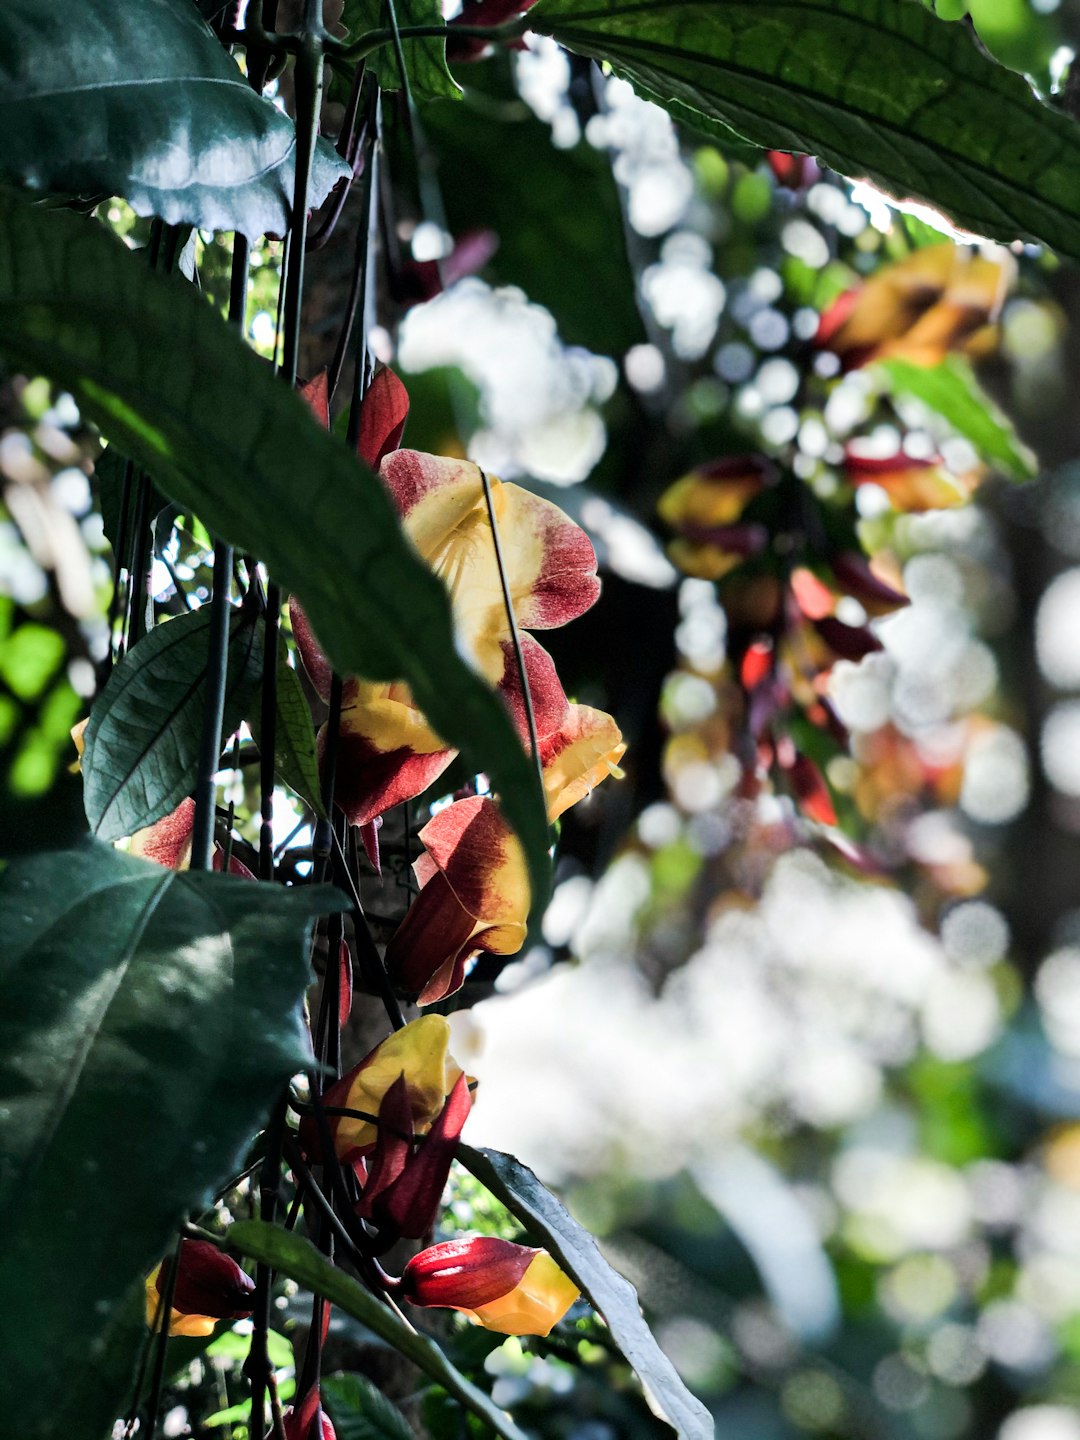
[402,1237,579,1337]
[145,1239,254,1337]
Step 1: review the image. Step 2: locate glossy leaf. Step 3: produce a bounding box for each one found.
[82,605,263,842]
[878,355,1037,481]
[341,0,460,101]
[0,841,341,1438]
[529,0,1080,260]
[0,0,348,237]
[228,1221,530,1440]
[0,194,551,912]
[459,1145,714,1440]
[323,1372,418,1440]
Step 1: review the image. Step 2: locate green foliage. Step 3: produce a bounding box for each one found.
[423,81,644,355]
[323,1371,419,1440]
[82,604,262,841]
[0,0,348,236]
[251,633,328,818]
[0,193,552,910]
[459,1145,714,1439]
[0,841,341,1438]
[878,355,1038,481]
[228,1220,531,1440]
[529,0,1080,258]
[341,0,461,100]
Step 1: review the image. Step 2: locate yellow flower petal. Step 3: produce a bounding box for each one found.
[467,1253,581,1337]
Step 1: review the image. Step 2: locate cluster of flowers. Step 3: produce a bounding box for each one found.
[131,367,626,1432]
[658,241,1012,855]
[293,365,625,1001]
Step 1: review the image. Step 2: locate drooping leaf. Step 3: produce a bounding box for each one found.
[0,194,551,912]
[0,841,341,1439]
[82,604,263,842]
[323,1371,418,1440]
[227,1221,530,1440]
[0,0,348,237]
[458,1145,714,1440]
[529,0,1080,260]
[878,355,1037,481]
[340,0,461,101]
[420,79,644,355]
[251,636,327,818]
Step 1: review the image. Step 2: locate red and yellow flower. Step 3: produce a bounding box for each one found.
[301,1014,468,1164]
[401,1236,579,1337]
[144,1239,254,1337]
[816,243,1012,370]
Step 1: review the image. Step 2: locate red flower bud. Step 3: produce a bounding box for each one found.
[145,1239,254,1336]
[401,1237,579,1337]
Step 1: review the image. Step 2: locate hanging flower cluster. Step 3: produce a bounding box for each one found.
[299,1015,580,1329]
[293,366,624,1000]
[657,241,1014,879]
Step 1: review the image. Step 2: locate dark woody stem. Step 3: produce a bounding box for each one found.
[143,1234,183,1440]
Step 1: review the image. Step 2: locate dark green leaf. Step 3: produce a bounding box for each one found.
[422,83,643,355]
[0,841,341,1439]
[324,1371,418,1440]
[93,447,167,563]
[341,0,460,101]
[82,605,263,841]
[228,1221,530,1440]
[0,194,551,912]
[252,637,327,818]
[0,0,348,236]
[529,0,1080,260]
[459,1145,713,1440]
[878,355,1037,481]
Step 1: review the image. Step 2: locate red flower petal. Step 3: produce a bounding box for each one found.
[357,367,410,470]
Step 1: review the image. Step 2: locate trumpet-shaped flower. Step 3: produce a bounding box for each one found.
[282,1385,336,1440]
[385,796,530,1005]
[380,448,600,683]
[843,448,978,512]
[301,1014,466,1163]
[358,1072,472,1241]
[144,1239,254,1337]
[817,243,1011,370]
[401,1237,580,1337]
[657,456,775,580]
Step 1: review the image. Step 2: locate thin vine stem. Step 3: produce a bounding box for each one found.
[142,1233,183,1440]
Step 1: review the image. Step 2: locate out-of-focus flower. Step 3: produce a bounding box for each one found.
[401,1236,580,1336]
[393,230,500,307]
[766,151,821,190]
[282,1385,336,1440]
[446,0,538,60]
[302,1015,466,1164]
[386,796,530,1004]
[69,718,87,771]
[817,243,1012,370]
[145,1239,254,1337]
[358,1072,472,1241]
[844,448,978,511]
[658,456,775,580]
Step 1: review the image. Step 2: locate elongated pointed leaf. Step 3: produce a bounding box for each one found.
[0,194,551,912]
[82,604,263,841]
[323,1372,418,1440]
[251,637,327,818]
[0,841,343,1439]
[529,0,1080,260]
[227,1221,530,1440]
[459,1145,713,1440]
[0,0,348,236]
[878,355,1037,481]
[342,0,461,101]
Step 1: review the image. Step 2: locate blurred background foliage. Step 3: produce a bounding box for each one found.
[9,3,1080,1437]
